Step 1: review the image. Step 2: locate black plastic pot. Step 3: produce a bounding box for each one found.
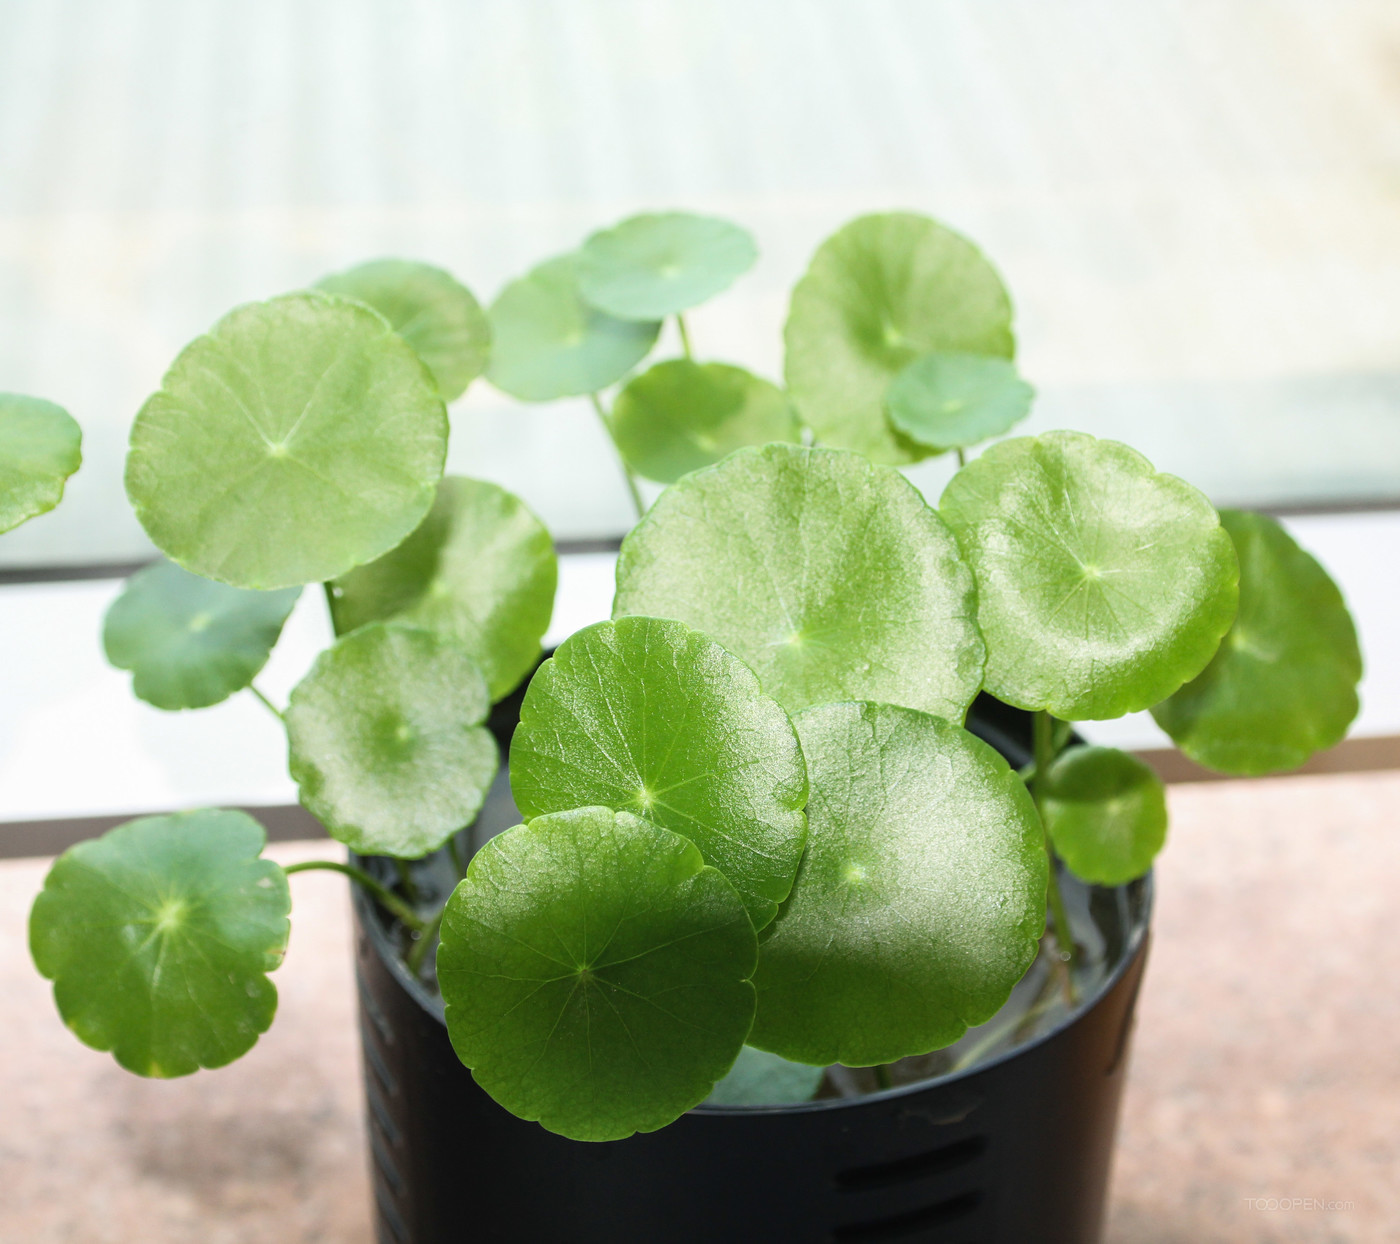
[352,695,1152,1244]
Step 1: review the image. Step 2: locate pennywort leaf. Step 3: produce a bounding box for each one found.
[613,443,985,720]
[1151,510,1362,774]
[316,258,491,401]
[330,477,557,701]
[509,616,808,930]
[438,808,757,1142]
[0,393,82,533]
[103,559,300,710]
[1040,745,1167,885]
[702,1045,825,1107]
[885,351,1034,451]
[749,702,1047,1068]
[286,623,498,858]
[28,810,290,1077]
[940,431,1239,720]
[126,292,447,590]
[784,212,1015,463]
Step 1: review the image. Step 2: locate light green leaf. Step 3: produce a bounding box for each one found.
[886,351,1034,451]
[1151,510,1362,774]
[126,292,447,590]
[28,809,290,1078]
[613,443,985,720]
[940,431,1239,720]
[509,616,808,929]
[576,212,757,320]
[702,1045,825,1107]
[784,212,1015,464]
[286,623,498,858]
[486,255,660,400]
[438,807,757,1142]
[0,393,82,534]
[103,560,301,710]
[609,359,801,484]
[330,477,557,700]
[316,258,490,401]
[749,702,1047,1067]
[1040,745,1167,885]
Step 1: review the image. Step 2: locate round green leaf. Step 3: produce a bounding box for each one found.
[885,351,1034,451]
[702,1045,825,1107]
[103,559,301,710]
[330,477,557,700]
[784,212,1015,464]
[510,616,808,929]
[286,623,498,858]
[940,431,1239,720]
[28,809,290,1078]
[316,258,491,401]
[126,292,448,590]
[0,393,82,533]
[613,444,985,720]
[486,255,661,400]
[576,212,757,320]
[749,702,1047,1067]
[439,807,757,1142]
[609,359,801,484]
[1040,745,1167,885]
[1151,510,1362,774]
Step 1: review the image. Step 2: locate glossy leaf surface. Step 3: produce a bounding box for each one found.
[613,444,984,720]
[439,807,757,1141]
[784,213,1014,463]
[1040,745,1167,885]
[317,258,490,400]
[29,810,290,1077]
[486,255,660,400]
[702,1045,825,1107]
[885,351,1034,450]
[576,212,757,320]
[609,359,801,484]
[0,393,82,533]
[749,702,1046,1067]
[126,293,447,590]
[330,477,556,700]
[286,623,497,858]
[940,431,1239,720]
[510,617,808,929]
[1151,510,1362,774]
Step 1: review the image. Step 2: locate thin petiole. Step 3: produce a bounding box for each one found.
[1031,710,1079,1003]
[449,834,467,880]
[956,447,966,468]
[322,581,340,637]
[283,860,429,933]
[675,312,694,360]
[248,683,284,720]
[406,906,446,976]
[590,391,645,520]
[873,1063,894,1091]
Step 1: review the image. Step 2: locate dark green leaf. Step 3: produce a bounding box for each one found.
[784,212,1015,463]
[1040,745,1167,884]
[749,702,1047,1067]
[28,809,290,1077]
[438,807,757,1141]
[510,616,808,929]
[103,559,301,710]
[614,443,985,720]
[330,476,557,700]
[1151,510,1362,774]
[286,623,498,858]
[609,359,801,484]
[126,292,447,590]
[486,255,660,400]
[885,351,1034,450]
[316,258,491,401]
[702,1045,825,1107]
[0,393,82,533]
[940,431,1239,720]
[576,212,757,320]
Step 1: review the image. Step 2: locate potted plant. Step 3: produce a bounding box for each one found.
[26,212,1361,1243]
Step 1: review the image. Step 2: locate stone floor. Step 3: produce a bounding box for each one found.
[3,771,1397,1242]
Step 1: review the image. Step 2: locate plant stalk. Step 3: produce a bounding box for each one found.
[322,580,342,638]
[675,312,694,360]
[248,683,283,720]
[873,1063,893,1091]
[1031,710,1079,1002]
[406,906,446,976]
[590,392,645,520]
[955,447,966,468]
[283,860,428,933]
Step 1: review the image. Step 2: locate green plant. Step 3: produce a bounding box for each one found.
[27,212,1361,1143]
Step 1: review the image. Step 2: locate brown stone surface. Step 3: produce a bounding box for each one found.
[2,772,1397,1242]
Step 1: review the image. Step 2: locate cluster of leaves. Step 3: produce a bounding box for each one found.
[26,212,1361,1148]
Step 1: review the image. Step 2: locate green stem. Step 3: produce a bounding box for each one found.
[675,312,694,360]
[322,581,342,638]
[590,392,645,520]
[1031,710,1079,998]
[406,906,446,976]
[394,857,419,904]
[955,447,966,468]
[283,860,428,933]
[248,683,283,720]
[873,1063,894,1091]
[448,834,467,880]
